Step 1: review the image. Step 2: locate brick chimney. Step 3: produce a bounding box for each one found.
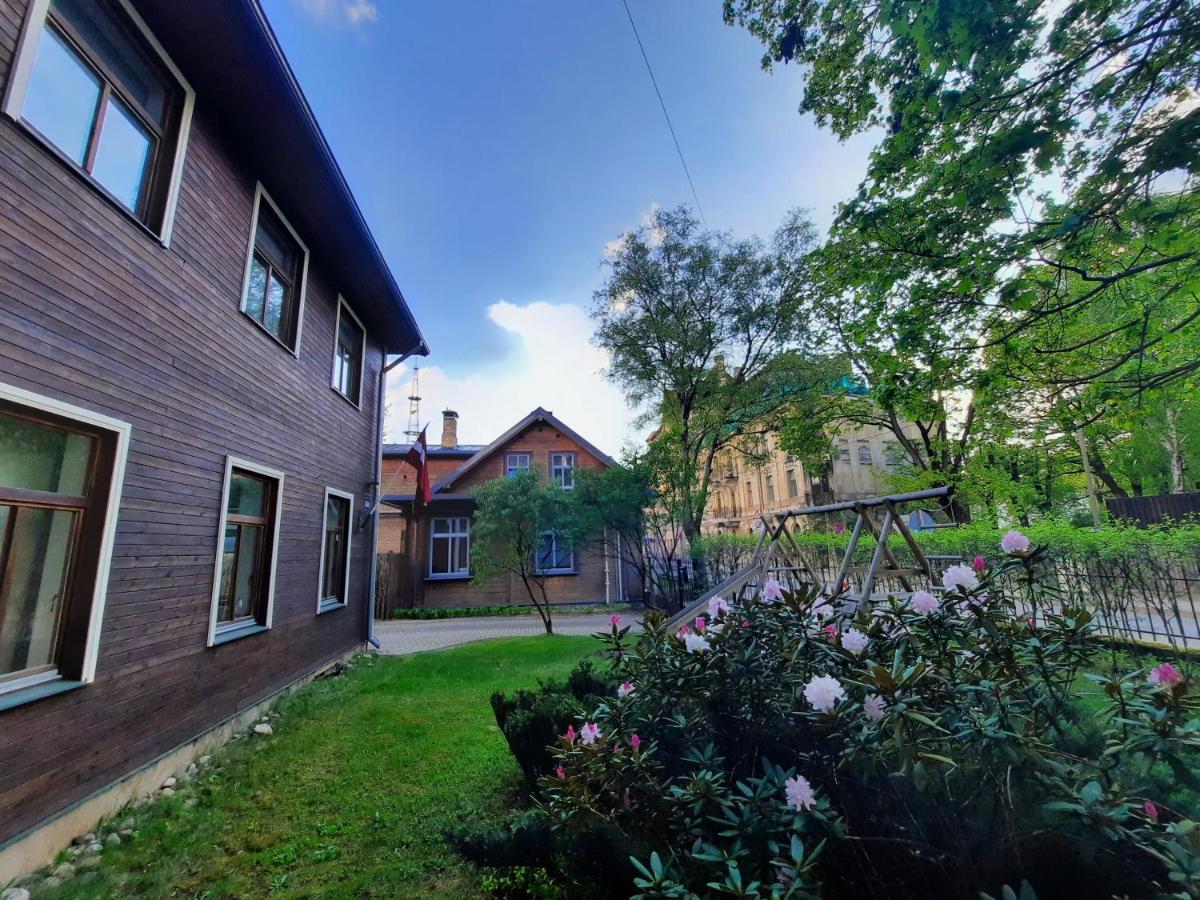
[440,410,459,449]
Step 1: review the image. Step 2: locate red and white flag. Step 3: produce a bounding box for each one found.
[404,426,432,508]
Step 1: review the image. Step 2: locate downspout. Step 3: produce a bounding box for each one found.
[604,528,611,606]
[366,347,420,649]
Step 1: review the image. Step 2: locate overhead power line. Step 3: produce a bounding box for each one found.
[620,0,708,229]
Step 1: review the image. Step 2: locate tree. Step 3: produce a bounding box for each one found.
[470,470,576,635]
[592,205,819,542]
[725,0,1200,397]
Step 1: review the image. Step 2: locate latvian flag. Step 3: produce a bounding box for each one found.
[404,426,432,508]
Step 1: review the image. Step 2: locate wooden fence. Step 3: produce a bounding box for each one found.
[1107,492,1200,526]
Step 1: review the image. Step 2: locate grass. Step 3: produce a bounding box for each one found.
[42,635,596,899]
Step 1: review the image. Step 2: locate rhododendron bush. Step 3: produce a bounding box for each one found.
[528,539,1200,899]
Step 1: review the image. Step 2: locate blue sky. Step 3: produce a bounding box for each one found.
[262,0,876,454]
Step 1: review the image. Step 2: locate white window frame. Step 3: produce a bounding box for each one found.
[550,452,575,490]
[1,0,196,247]
[239,183,310,357]
[206,455,285,646]
[0,381,131,696]
[505,452,531,478]
[428,516,470,580]
[330,297,366,407]
[534,531,575,576]
[317,487,354,614]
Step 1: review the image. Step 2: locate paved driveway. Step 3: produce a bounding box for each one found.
[373,612,643,656]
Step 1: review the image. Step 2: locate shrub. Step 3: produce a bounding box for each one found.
[491,660,616,786]
[533,541,1200,898]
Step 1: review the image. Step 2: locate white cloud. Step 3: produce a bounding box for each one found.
[603,203,663,260]
[294,0,378,27]
[385,300,648,459]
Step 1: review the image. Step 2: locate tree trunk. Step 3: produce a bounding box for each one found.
[1164,406,1187,493]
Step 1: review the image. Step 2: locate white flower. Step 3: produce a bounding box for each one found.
[761,579,784,603]
[841,628,869,656]
[784,774,816,811]
[803,674,846,713]
[707,596,731,620]
[809,602,833,621]
[942,565,979,592]
[909,590,939,615]
[863,694,887,723]
[684,633,711,654]
[617,682,634,699]
[580,722,601,745]
[1001,530,1031,554]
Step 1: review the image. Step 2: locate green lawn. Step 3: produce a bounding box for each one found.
[43,636,596,899]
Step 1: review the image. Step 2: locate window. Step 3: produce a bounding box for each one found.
[4,0,193,240]
[208,458,283,645]
[550,452,575,489]
[429,517,469,579]
[786,466,800,498]
[505,453,531,478]
[745,480,753,505]
[240,185,308,353]
[837,441,851,463]
[331,299,365,405]
[884,441,904,471]
[534,532,574,575]
[318,488,352,612]
[765,473,775,502]
[857,442,873,466]
[0,383,130,707]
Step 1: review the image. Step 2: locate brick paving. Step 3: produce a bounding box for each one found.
[372,611,643,656]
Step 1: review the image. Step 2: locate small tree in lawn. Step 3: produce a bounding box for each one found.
[471,469,571,635]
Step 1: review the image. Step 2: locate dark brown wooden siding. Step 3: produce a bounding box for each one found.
[0,0,383,846]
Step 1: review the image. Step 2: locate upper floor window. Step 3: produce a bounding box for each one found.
[429,516,470,579]
[857,442,873,466]
[318,488,352,612]
[506,453,531,478]
[209,458,283,645]
[550,452,575,490]
[332,299,364,405]
[786,466,800,498]
[4,0,193,240]
[0,383,130,707]
[765,473,775,502]
[241,186,308,353]
[837,441,851,463]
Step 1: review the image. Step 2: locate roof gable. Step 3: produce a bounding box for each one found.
[431,408,614,495]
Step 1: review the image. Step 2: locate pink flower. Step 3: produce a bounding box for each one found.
[973,555,987,574]
[824,624,838,640]
[694,616,706,632]
[909,590,939,615]
[784,774,816,811]
[803,674,846,713]
[617,681,634,699]
[1144,800,1159,821]
[740,619,750,628]
[555,765,566,779]
[833,522,846,534]
[610,614,622,627]
[842,628,869,656]
[676,624,690,639]
[1148,663,1184,688]
[864,694,886,722]
[612,744,622,754]
[630,733,641,751]
[707,596,730,620]
[580,722,601,745]
[565,724,576,746]
[1001,530,1031,554]
[762,579,784,602]
[942,565,979,592]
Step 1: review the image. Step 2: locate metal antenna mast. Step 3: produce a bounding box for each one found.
[404,365,421,440]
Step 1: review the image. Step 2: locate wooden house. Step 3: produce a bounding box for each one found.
[0,0,427,877]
